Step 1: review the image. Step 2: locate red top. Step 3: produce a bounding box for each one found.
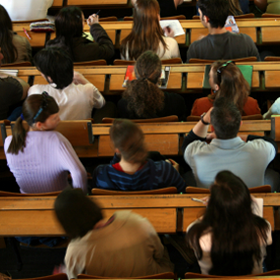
[112,162,146,173]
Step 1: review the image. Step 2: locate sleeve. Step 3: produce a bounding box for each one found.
[90,23,115,60]
[181,129,206,153]
[247,135,277,158]
[90,84,106,109]
[169,38,180,58]
[24,37,32,62]
[65,245,86,279]
[2,77,23,105]
[263,97,280,119]
[162,162,186,193]
[58,135,88,193]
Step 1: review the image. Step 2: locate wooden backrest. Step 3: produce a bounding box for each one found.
[262,13,280,18]
[17,274,68,280]
[78,272,175,279]
[1,61,32,67]
[55,121,94,146]
[264,56,280,61]
[185,269,280,278]
[74,60,107,66]
[234,13,255,18]
[161,57,182,64]
[189,57,258,63]
[0,190,61,196]
[91,187,178,195]
[113,59,135,65]
[99,16,118,22]
[187,115,263,121]
[102,116,179,123]
[186,185,271,194]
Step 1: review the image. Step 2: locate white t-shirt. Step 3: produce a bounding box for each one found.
[28,82,105,120]
[0,0,53,21]
[122,36,180,60]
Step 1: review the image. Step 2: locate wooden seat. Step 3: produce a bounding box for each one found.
[184,269,280,278]
[1,61,32,67]
[187,114,263,121]
[188,56,258,63]
[113,57,182,65]
[91,187,178,195]
[74,60,107,66]
[0,190,61,196]
[102,116,179,123]
[185,185,271,194]
[78,272,176,279]
[17,274,68,280]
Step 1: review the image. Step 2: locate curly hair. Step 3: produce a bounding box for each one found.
[209,61,250,114]
[122,51,164,118]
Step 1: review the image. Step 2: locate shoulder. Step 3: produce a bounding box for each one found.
[13,33,30,46]
[4,135,13,152]
[0,76,21,87]
[246,138,275,151]
[28,84,50,95]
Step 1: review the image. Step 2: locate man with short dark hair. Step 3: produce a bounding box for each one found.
[182,98,278,190]
[186,0,261,62]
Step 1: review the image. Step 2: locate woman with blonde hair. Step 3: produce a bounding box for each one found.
[190,60,260,116]
[120,0,180,60]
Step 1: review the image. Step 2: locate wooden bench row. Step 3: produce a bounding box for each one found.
[0,192,278,236]
[0,119,275,160]
[12,18,280,48]
[8,62,280,95]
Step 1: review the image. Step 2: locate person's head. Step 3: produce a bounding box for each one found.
[187,170,270,276]
[110,119,148,164]
[55,187,103,239]
[34,47,73,90]
[197,0,229,28]
[120,0,167,60]
[122,51,164,118]
[7,93,60,155]
[228,0,243,15]
[208,61,250,113]
[210,97,241,139]
[0,5,17,63]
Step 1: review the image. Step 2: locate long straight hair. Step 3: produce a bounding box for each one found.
[209,61,250,114]
[7,94,59,155]
[228,0,243,16]
[187,171,270,276]
[120,0,167,60]
[46,6,83,60]
[0,5,18,63]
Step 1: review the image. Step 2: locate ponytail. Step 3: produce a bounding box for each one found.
[7,116,28,155]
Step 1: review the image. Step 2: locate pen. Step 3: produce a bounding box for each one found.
[95,10,101,16]
[191,198,204,203]
[23,28,31,40]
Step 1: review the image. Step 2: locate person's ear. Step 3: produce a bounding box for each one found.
[35,121,43,131]
[214,84,219,91]
[204,15,210,23]
[115,148,121,154]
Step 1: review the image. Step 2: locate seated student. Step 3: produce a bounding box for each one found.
[263,98,280,119]
[28,47,105,120]
[187,170,272,275]
[120,0,180,60]
[4,93,87,194]
[0,5,32,64]
[187,0,260,62]
[92,119,186,193]
[55,188,174,278]
[0,0,53,21]
[0,47,29,120]
[46,6,114,62]
[118,51,186,121]
[190,61,260,116]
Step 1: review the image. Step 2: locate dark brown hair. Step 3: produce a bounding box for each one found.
[228,0,243,16]
[110,119,148,164]
[122,51,164,118]
[7,94,59,155]
[0,5,18,63]
[209,60,250,114]
[187,170,270,276]
[120,0,167,60]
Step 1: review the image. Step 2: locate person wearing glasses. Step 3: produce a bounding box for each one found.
[182,97,279,191]
[4,93,87,194]
[190,61,260,116]
[186,0,260,62]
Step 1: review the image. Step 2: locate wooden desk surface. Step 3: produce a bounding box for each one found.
[0,193,278,236]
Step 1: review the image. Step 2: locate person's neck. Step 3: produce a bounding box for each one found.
[208,26,227,35]
[119,158,142,175]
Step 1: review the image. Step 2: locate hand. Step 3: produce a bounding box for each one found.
[201,196,209,206]
[163,26,175,38]
[73,71,84,85]
[206,131,216,141]
[166,158,180,172]
[87,14,99,26]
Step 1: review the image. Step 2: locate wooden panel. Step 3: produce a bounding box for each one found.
[182,207,274,231]
[120,30,131,42]
[110,72,181,91]
[98,134,179,156]
[67,0,128,5]
[190,28,208,44]
[265,70,280,88]
[239,27,257,43]
[0,208,175,236]
[17,32,46,48]
[51,0,63,7]
[33,75,105,92]
[262,27,280,43]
